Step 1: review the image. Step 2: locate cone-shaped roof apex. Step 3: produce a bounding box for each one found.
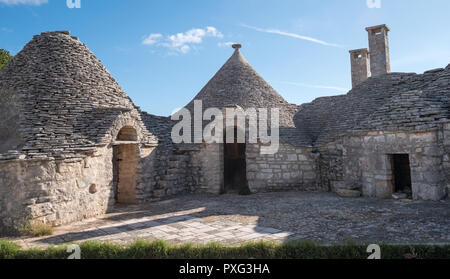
[185,45,298,127]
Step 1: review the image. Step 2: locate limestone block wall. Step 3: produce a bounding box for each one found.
[0,146,115,235]
[0,140,195,235]
[135,146,157,200]
[316,141,344,192]
[188,142,319,194]
[128,143,195,201]
[246,143,318,192]
[190,143,223,194]
[443,122,450,198]
[341,130,446,201]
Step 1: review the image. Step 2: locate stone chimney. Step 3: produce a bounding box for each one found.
[232,44,242,51]
[349,48,370,87]
[366,24,391,77]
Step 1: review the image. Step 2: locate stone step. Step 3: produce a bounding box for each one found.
[335,189,362,198]
[331,181,361,192]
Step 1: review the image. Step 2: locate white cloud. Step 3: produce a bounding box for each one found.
[218,41,235,47]
[142,26,224,54]
[206,26,223,38]
[241,24,342,48]
[180,45,190,54]
[142,33,162,45]
[281,81,349,92]
[0,0,48,5]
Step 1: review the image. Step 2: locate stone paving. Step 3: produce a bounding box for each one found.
[8,192,450,248]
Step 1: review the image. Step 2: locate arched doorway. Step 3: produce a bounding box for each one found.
[223,127,249,194]
[113,126,139,204]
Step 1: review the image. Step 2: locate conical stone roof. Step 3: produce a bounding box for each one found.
[185,46,309,145]
[186,46,299,126]
[0,31,154,160]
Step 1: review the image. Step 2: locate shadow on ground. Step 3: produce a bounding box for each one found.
[16,192,450,247]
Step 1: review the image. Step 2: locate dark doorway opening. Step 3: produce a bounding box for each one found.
[390,154,412,196]
[223,127,249,194]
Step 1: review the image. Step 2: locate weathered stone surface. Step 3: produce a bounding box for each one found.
[349,48,370,87]
[331,181,361,192]
[326,130,448,201]
[0,146,115,235]
[247,143,318,193]
[366,24,391,77]
[335,189,361,198]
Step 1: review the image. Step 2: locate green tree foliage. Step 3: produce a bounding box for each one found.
[0,49,13,71]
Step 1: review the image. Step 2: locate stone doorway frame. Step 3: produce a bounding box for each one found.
[113,126,140,204]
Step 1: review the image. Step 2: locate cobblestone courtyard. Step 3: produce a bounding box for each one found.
[9,192,450,248]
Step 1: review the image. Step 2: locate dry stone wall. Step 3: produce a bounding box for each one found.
[316,141,344,192]
[246,143,319,192]
[189,144,223,194]
[0,146,115,235]
[328,130,447,201]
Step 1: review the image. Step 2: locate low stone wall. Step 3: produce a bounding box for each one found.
[341,130,446,201]
[0,141,195,235]
[0,146,115,235]
[247,143,318,192]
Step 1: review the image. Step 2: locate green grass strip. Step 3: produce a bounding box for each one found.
[0,239,449,259]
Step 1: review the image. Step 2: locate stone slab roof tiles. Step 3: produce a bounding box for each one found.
[184,47,311,146]
[294,68,447,146]
[0,31,157,161]
[139,111,174,147]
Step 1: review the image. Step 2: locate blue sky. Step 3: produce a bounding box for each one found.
[1,0,450,116]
